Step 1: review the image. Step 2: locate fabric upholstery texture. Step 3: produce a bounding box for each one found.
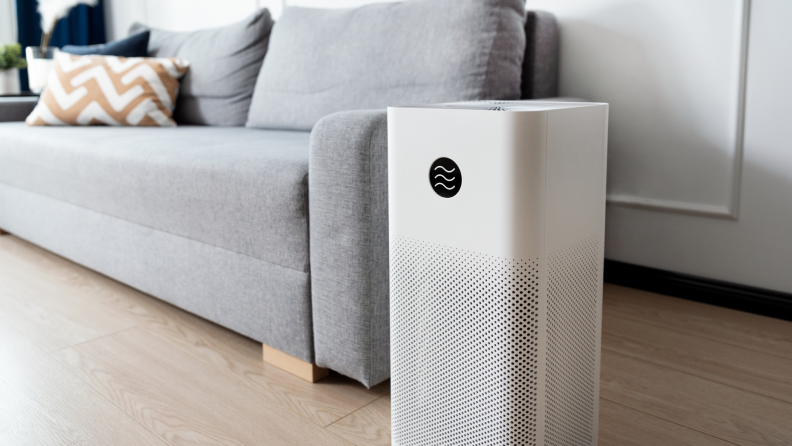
[0,123,312,272]
[25,52,189,127]
[0,182,315,362]
[247,0,526,131]
[522,11,560,99]
[131,10,274,126]
[309,109,390,387]
[62,31,150,57]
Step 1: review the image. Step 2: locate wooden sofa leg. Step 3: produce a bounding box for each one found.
[262,344,329,383]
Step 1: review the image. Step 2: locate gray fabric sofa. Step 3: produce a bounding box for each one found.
[0,5,559,387]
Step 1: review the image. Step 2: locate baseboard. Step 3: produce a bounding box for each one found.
[604,259,792,322]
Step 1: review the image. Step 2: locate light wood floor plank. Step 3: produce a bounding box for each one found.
[604,283,792,360]
[327,393,738,446]
[598,399,735,446]
[0,250,138,352]
[54,327,353,446]
[0,239,156,328]
[603,313,792,404]
[328,394,392,446]
[140,304,389,428]
[600,349,792,446]
[0,319,167,446]
[0,280,108,351]
[0,236,387,427]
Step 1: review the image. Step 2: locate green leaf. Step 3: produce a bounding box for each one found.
[0,43,26,71]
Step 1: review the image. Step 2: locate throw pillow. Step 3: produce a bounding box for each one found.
[245,0,527,131]
[62,31,150,57]
[129,9,274,126]
[25,52,189,127]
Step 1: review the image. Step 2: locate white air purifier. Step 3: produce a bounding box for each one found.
[388,101,609,446]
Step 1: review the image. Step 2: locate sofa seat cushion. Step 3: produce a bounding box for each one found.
[0,123,311,272]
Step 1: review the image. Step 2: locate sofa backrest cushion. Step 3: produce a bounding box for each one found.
[130,10,274,126]
[246,0,527,131]
[521,10,559,99]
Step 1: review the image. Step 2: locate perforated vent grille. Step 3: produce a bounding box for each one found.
[545,235,600,446]
[391,236,540,445]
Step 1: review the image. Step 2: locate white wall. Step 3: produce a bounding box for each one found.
[103,0,406,39]
[0,0,16,44]
[104,0,285,40]
[102,0,792,294]
[288,0,396,8]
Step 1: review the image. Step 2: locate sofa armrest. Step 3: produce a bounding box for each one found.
[0,97,37,122]
[309,109,389,388]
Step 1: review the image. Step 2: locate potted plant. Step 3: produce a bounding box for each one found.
[26,0,97,93]
[0,43,27,95]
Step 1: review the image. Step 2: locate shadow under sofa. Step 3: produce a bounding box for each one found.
[0,7,560,388]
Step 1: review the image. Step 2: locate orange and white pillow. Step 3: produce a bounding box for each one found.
[26,52,190,127]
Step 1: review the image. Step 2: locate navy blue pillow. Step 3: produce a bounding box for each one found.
[62,31,150,57]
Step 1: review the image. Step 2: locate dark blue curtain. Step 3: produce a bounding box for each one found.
[16,0,106,92]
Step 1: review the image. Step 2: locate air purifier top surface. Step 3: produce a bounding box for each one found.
[391,100,605,112]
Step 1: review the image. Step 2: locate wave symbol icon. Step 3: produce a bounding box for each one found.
[433,167,456,189]
[429,157,462,198]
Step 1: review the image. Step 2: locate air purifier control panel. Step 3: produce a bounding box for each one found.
[429,157,462,198]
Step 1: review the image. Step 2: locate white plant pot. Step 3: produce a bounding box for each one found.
[0,69,21,95]
[26,46,60,94]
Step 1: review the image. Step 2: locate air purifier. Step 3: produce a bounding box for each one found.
[388,101,609,446]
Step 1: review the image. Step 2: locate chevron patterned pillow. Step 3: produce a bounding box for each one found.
[26,52,190,127]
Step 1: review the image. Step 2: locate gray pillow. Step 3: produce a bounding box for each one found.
[246,0,527,131]
[130,10,274,126]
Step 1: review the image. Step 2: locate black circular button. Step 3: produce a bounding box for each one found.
[429,157,462,198]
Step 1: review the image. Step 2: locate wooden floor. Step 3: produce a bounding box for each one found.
[0,235,791,445]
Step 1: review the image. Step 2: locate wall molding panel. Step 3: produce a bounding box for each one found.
[606,0,751,220]
[605,194,734,219]
[531,0,752,220]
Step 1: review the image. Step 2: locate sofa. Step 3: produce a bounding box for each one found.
[0,0,559,387]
